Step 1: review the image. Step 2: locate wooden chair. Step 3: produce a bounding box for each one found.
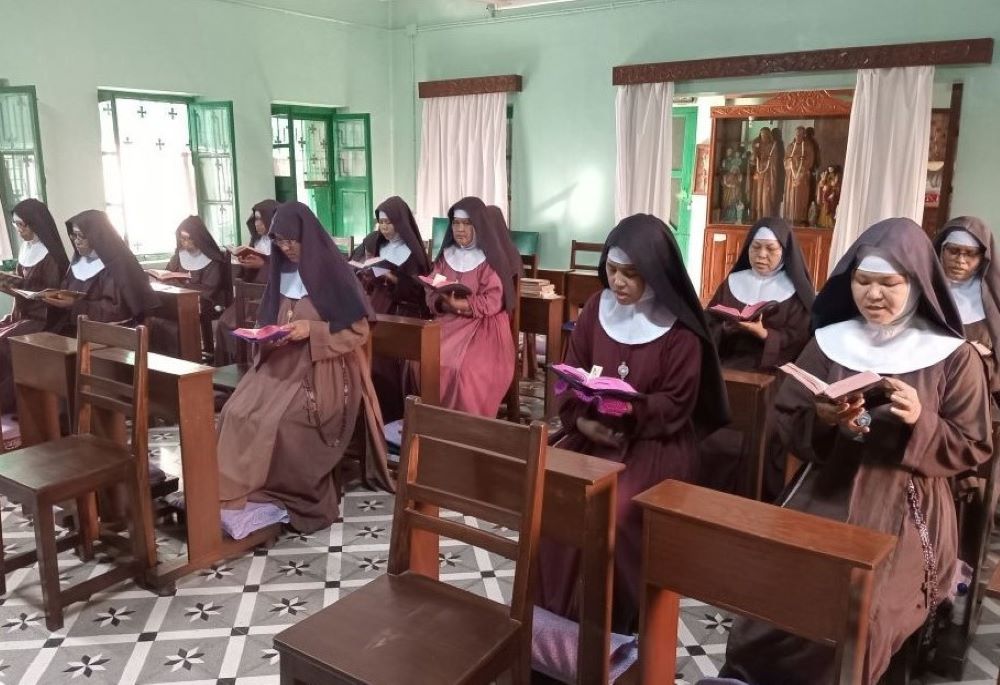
[569,240,604,271]
[634,480,896,685]
[0,318,155,630]
[332,235,355,256]
[212,279,267,392]
[274,397,548,685]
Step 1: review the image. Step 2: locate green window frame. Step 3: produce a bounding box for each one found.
[98,90,240,260]
[0,85,47,257]
[671,106,698,262]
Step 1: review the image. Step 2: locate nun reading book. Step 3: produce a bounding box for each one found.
[214,200,279,365]
[699,217,815,494]
[355,196,431,423]
[46,210,159,336]
[0,199,70,413]
[720,218,993,685]
[536,214,730,633]
[215,202,391,534]
[426,197,517,418]
[150,215,231,358]
[933,216,1000,396]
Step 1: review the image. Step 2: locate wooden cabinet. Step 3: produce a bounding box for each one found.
[700,225,833,302]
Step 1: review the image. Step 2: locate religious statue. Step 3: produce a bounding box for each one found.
[816,165,841,229]
[750,128,780,221]
[719,146,745,222]
[782,126,817,224]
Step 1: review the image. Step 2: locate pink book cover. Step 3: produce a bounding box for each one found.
[778,363,885,402]
[418,273,472,297]
[231,325,290,343]
[707,300,776,322]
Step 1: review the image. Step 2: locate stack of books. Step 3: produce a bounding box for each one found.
[520,278,557,298]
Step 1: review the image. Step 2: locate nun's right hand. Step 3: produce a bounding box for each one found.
[576,417,624,448]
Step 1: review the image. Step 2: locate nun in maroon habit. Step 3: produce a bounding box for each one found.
[427,196,518,418]
[933,216,1000,396]
[216,202,391,533]
[721,218,993,685]
[0,199,69,412]
[700,217,815,494]
[215,200,280,365]
[46,209,159,336]
[536,214,730,633]
[358,196,431,422]
[151,215,231,357]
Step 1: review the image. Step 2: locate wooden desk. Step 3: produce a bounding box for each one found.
[150,281,202,362]
[9,331,277,589]
[372,314,441,405]
[722,368,777,500]
[410,446,622,685]
[634,480,895,685]
[519,294,564,419]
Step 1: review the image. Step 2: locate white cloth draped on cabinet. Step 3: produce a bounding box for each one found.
[829,66,934,268]
[614,81,674,224]
[416,92,508,231]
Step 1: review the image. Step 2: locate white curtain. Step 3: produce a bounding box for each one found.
[615,82,674,224]
[0,195,12,261]
[417,92,508,231]
[829,66,934,268]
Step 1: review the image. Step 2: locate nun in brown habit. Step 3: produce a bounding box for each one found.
[216,202,391,534]
[933,216,1000,396]
[536,214,730,633]
[700,217,815,494]
[214,200,280,365]
[46,209,159,336]
[356,196,431,423]
[720,218,993,685]
[150,215,231,357]
[0,199,70,412]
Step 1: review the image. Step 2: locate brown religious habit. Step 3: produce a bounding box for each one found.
[782,127,816,224]
[721,218,993,685]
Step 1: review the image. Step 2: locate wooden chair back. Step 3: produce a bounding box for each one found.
[233,279,267,366]
[74,316,150,466]
[569,240,604,271]
[390,397,547,629]
[634,480,896,685]
[332,235,355,256]
[520,253,539,278]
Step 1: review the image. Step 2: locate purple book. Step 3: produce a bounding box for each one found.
[231,325,290,343]
[551,364,641,417]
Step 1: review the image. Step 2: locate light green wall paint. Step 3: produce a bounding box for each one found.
[391,0,1000,268]
[0,0,395,241]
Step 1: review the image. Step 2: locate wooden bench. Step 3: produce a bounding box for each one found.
[150,281,202,362]
[722,368,777,500]
[409,445,623,684]
[9,331,277,590]
[371,314,441,405]
[519,294,564,420]
[634,479,896,685]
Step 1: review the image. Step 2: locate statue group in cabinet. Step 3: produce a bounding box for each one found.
[718,125,840,228]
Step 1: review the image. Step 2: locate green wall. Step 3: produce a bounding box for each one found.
[391,0,1000,268]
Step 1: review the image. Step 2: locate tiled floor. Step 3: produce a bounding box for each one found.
[0,416,997,683]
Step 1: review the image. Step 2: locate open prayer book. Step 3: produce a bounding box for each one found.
[418,273,472,297]
[10,287,86,302]
[707,300,777,322]
[551,364,641,417]
[227,244,269,260]
[348,256,395,279]
[146,269,191,281]
[778,363,886,402]
[231,325,290,343]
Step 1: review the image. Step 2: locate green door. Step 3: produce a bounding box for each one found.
[332,113,373,238]
[670,106,698,262]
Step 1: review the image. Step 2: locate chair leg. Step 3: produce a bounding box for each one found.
[32,502,63,631]
[75,493,98,561]
[0,511,6,596]
[124,468,156,580]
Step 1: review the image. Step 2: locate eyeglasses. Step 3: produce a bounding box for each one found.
[12,220,26,229]
[943,245,982,261]
[452,219,473,227]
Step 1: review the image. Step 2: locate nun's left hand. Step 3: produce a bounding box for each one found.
[886,377,921,425]
[736,318,768,340]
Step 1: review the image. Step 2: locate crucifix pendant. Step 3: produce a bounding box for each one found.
[617,361,629,381]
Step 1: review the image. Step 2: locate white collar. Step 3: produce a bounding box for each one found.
[815,315,963,374]
[18,238,49,267]
[727,266,796,304]
[70,254,106,281]
[949,276,986,324]
[598,288,676,345]
[379,236,412,266]
[279,269,308,300]
[443,243,486,273]
[255,235,272,255]
[178,248,212,271]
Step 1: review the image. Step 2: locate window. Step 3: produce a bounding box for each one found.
[98,91,239,257]
[0,85,46,258]
[271,106,372,237]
